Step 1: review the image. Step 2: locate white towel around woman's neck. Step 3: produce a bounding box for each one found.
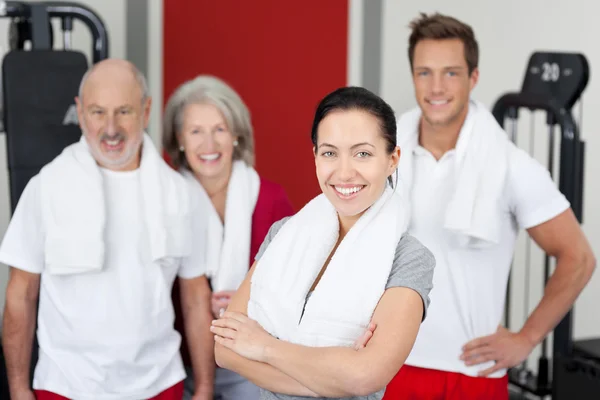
[39,133,192,275]
[396,99,509,248]
[183,160,260,292]
[248,187,407,347]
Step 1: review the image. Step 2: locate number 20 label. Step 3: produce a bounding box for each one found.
[541,62,560,82]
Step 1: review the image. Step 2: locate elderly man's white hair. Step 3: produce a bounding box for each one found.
[77,60,149,103]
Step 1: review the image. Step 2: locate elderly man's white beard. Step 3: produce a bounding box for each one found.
[81,120,144,170]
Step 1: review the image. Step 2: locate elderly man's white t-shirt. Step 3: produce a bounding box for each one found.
[404,141,570,378]
[0,167,205,400]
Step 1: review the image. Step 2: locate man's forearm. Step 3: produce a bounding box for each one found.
[2,297,37,394]
[184,305,216,396]
[265,340,368,397]
[216,344,319,397]
[520,254,594,345]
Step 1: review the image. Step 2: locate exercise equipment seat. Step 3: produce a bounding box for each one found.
[2,50,88,209]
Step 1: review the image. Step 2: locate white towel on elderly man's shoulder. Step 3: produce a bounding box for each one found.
[248,187,407,347]
[182,160,260,292]
[39,133,192,275]
[396,99,509,248]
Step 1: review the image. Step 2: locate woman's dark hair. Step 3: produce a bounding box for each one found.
[311,86,398,186]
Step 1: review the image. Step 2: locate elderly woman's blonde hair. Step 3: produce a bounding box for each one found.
[162,75,255,169]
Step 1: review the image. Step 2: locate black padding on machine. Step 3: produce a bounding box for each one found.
[2,50,88,212]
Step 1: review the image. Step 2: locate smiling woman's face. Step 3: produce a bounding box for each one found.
[179,102,237,181]
[314,108,399,221]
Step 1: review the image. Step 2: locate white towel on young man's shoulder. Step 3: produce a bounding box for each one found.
[248,187,407,348]
[39,133,192,275]
[396,99,509,248]
[183,160,260,292]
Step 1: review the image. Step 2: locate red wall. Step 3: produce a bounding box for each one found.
[163,0,349,210]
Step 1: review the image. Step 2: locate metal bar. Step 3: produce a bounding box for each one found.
[503,108,519,332]
[29,3,51,49]
[62,16,73,50]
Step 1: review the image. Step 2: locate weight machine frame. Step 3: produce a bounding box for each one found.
[492,91,585,397]
[0,1,109,63]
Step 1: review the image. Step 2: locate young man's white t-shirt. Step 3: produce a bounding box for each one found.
[0,167,206,400]
[404,130,570,379]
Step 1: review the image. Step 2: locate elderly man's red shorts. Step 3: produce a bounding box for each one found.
[34,380,184,400]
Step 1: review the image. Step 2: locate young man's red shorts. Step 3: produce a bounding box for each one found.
[34,381,184,400]
[383,365,509,400]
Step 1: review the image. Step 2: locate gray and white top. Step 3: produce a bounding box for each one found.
[253,216,436,400]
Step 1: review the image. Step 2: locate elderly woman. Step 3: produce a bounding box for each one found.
[162,75,295,400]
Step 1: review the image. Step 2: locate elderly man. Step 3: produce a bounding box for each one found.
[0,59,214,400]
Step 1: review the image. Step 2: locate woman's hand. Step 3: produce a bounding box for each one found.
[354,322,376,350]
[211,290,235,318]
[211,311,275,362]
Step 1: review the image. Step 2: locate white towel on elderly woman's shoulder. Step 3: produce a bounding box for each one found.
[396,99,509,248]
[182,160,260,292]
[39,133,192,275]
[248,187,407,347]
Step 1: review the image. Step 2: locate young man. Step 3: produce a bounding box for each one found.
[1,59,214,400]
[384,13,596,399]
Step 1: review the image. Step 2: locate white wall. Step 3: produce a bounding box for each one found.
[0,0,162,314]
[382,0,600,369]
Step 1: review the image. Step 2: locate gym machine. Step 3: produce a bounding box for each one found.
[0,2,108,398]
[492,52,599,399]
[0,1,109,210]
